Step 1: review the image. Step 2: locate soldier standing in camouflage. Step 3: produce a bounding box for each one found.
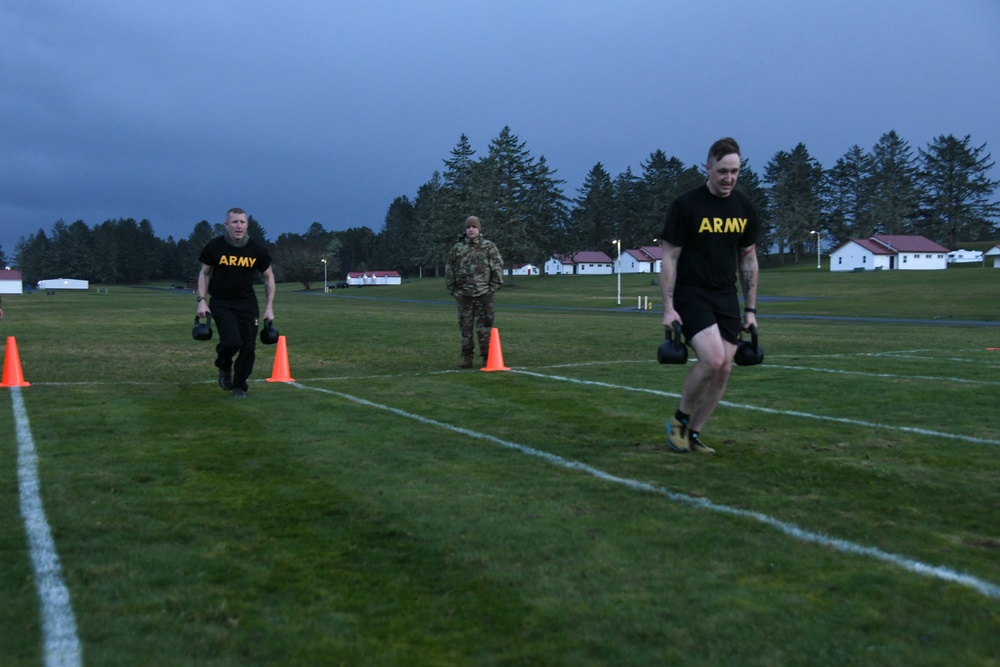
[445,216,504,368]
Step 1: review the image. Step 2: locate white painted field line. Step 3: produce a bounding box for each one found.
[10,387,83,667]
[869,353,1000,366]
[514,370,1000,447]
[289,382,1000,600]
[765,364,1000,387]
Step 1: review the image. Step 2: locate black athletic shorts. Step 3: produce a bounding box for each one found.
[674,284,741,345]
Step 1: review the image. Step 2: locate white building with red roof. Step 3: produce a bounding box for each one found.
[829,235,949,271]
[505,263,540,276]
[544,251,614,275]
[984,244,1000,268]
[618,246,663,274]
[346,270,402,286]
[0,269,23,294]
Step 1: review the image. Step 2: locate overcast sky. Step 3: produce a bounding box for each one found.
[2,0,998,258]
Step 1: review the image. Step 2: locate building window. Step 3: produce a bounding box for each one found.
[903,256,908,263]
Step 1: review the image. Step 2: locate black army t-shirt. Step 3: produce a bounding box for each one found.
[198,236,273,300]
[659,184,759,291]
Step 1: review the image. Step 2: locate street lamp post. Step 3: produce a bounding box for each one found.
[810,230,821,269]
[611,239,621,305]
[321,258,328,292]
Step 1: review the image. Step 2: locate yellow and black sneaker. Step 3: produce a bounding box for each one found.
[689,433,715,454]
[666,417,690,453]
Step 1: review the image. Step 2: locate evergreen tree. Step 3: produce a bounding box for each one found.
[636,151,692,246]
[248,215,269,245]
[478,127,529,242]
[159,237,183,282]
[137,219,162,281]
[569,163,615,251]
[376,196,418,273]
[825,145,876,243]
[15,229,53,284]
[441,133,481,218]
[412,174,449,277]
[476,126,539,283]
[179,221,217,279]
[734,161,771,255]
[918,134,999,247]
[62,220,98,279]
[765,144,825,263]
[870,131,921,236]
[47,219,69,271]
[522,154,569,271]
[335,226,376,274]
[98,218,157,283]
[611,166,643,248]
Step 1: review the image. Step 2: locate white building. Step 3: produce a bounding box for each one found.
[617,246,662,274]
[544,251,614,275]
[947,249,983,264]
[574,252,614,275]
[984,245,1000,268]
[544,255,574,275]
[37,278,89,290]
[830,235,949,271]
[505,263,539,276]
[345,271,402,286]
[0,269,22,294]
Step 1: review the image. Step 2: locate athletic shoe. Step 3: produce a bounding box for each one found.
[666,417,690,453]
[689,434,715,454]
[218,368,233,390]
[232,388,247,398]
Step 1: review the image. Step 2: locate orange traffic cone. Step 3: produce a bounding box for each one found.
[1,336,30,388]
[480,328,510,372]
[266,335,295,382]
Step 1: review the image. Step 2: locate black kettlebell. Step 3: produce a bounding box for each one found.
[734,324,765,366]
[657,321,688,364]
[192,313,213,341]
[259,318,279,345]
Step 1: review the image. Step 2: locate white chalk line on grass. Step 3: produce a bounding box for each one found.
[765,364,1000,387]
[514,369,1000,447]
[10,387,83,667]
[537,358,1000,386]
[288,381,1000,600]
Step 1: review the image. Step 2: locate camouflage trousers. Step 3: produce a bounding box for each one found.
[455,292,495,361]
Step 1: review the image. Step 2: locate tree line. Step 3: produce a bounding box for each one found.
[9,127,998,286]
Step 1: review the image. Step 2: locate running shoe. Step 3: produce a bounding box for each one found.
[666,417,690,453]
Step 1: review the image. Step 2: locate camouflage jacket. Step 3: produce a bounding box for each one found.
[445,236,504,297]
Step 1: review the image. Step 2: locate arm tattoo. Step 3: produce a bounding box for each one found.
[740,270,755,295]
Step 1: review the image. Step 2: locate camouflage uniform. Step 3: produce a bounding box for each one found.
[446,233,504,366]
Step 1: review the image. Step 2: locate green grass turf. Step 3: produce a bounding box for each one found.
[1,265,999,666]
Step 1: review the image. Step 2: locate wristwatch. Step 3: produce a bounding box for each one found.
[197,296,206,302]
[743,307,757,314]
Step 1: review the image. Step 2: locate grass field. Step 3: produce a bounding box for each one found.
[2,265,999,666]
